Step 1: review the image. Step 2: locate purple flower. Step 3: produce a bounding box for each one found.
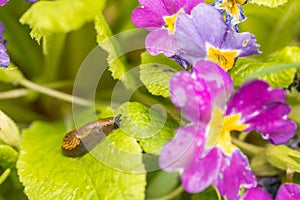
[159,60,296,199]
[0,22,10,68]
[174,3,260,70]
[243,184,300,200]
[131,0,203,57]
[212,0,247,31]
[0,0,8,6]
[0,0,36,6]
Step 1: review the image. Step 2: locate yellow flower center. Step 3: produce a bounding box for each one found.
[217,0,246,19]
[207,44,239,71]
[164,9,184,34]
[205,107,248,155]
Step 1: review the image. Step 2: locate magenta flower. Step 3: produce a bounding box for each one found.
[0,22,10,68]
[0,0,36,6]
[174,3,260,70]
[131,0,203,57]
[243,184,300,200]
[0,0,8,6]
[159,60,296,199]
[212,0,247,31]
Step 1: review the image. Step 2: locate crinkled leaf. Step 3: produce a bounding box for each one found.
[20,0,105,42]
[0,110,21,149]
[140,52,181,98]
[230,46,300,88]
[266,144,300,173]
[249,0,288,7]
[241,1,300,56]
[116,102,178,154]
[17,121,146,200]
[95,12,136,88]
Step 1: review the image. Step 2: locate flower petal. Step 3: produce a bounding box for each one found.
[193,60,233,109]
[174,12,207,64]
[222,32,261,57]
[0,0,8,6]
[214,149,257,200]
[181,147,222,193]
[145,29,177,56]
[138,0,168,16]
[0,43,10,68]
[161,0,203,14]
[131,0,169,29]
[243,187,273,200]
[245,102,297,145]
[131,7,166,29]
[182,0,204,14]
[159,126,205,172]
[226,80,286,119]
[175,4,227,64]
[0,22,4,41]
[190,4,227,48]
[276,183,300,200]
[175,3,260,65]
[170,70,212,124]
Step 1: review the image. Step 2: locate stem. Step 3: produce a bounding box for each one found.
[0,80,74,100]
[18,78,93,107]
[232,137,265,155]
[0,168,10,185]
[212,185,222,200]
[151,185,184,200]
[286,167,294,183]
[0,89,29,99]
[238,132,248,141]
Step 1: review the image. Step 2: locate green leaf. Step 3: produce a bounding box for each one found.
[146,170,179,199]
[241,0,300,56]
[140,52,181,98]
[0,110,21,149]
[19,0,105,42]
[116,102,178,154]
[95,12,136,88]
[230,46,300,88]
[266,144,300,173]
[17,121,146,199]
[191,186,219,200]
[249,0,288,7]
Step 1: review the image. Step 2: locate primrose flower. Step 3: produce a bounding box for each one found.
[0,0,36,6]
[174,3,260,71]
[159,60,296,199]
[243,184,300,200]
[0,0,8,6]
[131,0,203,57]
[0,22,10,68]
[212,0,247,31]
